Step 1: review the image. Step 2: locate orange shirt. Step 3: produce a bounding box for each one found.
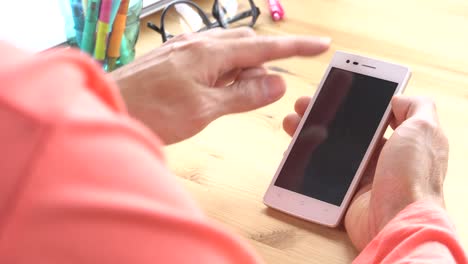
[0,42,466,263]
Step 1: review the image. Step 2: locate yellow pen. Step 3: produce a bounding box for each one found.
[94,0,112,62]
[107,0,130,71]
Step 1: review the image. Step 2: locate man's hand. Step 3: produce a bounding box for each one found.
[283,95,449,251]
[112,28,330,144]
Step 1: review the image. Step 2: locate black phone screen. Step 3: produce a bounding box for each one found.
[274,67,398,206]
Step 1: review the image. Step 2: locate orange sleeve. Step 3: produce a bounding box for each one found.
[354,201,468,263]
[0,42,261,264]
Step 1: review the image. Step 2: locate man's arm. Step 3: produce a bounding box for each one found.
[0,44,261,264]
[355,201,467,263]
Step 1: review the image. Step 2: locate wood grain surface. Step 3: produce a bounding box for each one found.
[135,0,468,262]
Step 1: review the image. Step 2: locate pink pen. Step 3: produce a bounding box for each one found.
[268,0,285,21]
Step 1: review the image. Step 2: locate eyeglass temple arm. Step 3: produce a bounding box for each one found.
[147,5,260,38]
[147,22,163,34]
[208,8,260,29]
[228,8,259,24]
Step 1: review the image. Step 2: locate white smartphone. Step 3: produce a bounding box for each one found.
[263,51,411,227]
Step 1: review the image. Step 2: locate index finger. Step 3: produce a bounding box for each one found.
[218,36,331,70]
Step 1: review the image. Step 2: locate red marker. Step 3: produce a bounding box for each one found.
[268,0,285,21]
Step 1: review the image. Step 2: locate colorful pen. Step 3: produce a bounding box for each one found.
[81,0,101,54]
[109,0,122,27]
[82,0,89,15]
[118,37,132,65]
[70,0,85,46]
[268,0,285,21]
[94,0,113,62]
[107,0,130,71]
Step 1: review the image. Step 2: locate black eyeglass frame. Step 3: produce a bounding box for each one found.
[148,0,261,42]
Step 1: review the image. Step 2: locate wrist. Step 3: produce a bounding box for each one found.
[373,191,445,233]
[110,64,134,91]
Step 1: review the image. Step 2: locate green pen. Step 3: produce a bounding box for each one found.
[81,0,101,55]
[118,0,141,65]
[118,36,133,65]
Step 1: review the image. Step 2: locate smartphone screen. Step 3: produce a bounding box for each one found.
[274,67,398,206]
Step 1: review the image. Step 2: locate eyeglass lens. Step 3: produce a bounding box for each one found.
[216,0,254,27]
[164,4,207,37]
[163,0,255,38]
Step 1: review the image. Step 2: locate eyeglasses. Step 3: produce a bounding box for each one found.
[147,0,261,43]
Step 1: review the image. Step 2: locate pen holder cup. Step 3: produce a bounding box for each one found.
[62,0,143,72]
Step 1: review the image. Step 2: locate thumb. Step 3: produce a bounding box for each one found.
[391,96,438,129]
[220,74,286,114]
[391,95,412,129]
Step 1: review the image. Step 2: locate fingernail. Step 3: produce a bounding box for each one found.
[317,37,332,46]
[263,75,286,101]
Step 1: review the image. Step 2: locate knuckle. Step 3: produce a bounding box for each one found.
[419,96,437,109]
[414,96,437,113]
[164,33,195,45]
[441,137,450,157]
[206,27,223,34]
[177,32,196,42]
[172,38,209,53]
[238,27,256,37]
[163,51,179,72]
[437,129,450,151]
[186,38,211,51]
[411,118,438,132]
[170,33,198,44]
[257,35,271,45]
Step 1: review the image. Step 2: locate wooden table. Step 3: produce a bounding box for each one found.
[136,0,468,262]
